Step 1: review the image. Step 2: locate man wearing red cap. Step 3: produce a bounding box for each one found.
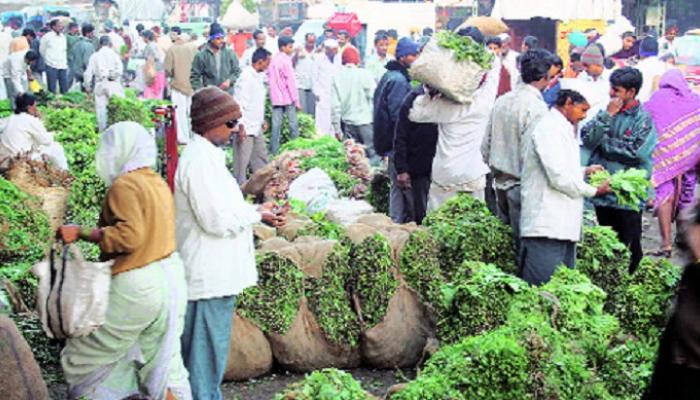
[331,46,379,164]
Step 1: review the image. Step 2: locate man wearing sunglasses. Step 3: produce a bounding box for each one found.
[174,86,286,399]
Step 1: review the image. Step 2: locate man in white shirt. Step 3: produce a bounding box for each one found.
[39,19,69,94]
[2,50,38,110]
[519,89,610,285]
[498,33,520,89]
[0,93,67,170]
[176,86,285,400]
[240,29,266,67]
[636,36,668,103]
[294,32,317,116]
[264,24,279,56]
[312,39,341,136]
[233,48,271,185]
[409,56,501,211]
[482,49,552,252]
[364,34,393,83]
[85,36,124,131]
[573,45,612,140]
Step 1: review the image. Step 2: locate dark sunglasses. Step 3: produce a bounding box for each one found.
[225,119,239,129]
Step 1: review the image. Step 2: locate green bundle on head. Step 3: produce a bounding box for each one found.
[237,252,305,334]
[577,226,631,310]
[424,194,516,277]
[589,168,651,211]
[273,368,374,400]
[615,257,681,341]
[347,234,398,330]
[305,243,360,348]
[399,229,445,310]
[435,30,494,69]
[392,329,531,400]
[437,262,530,344]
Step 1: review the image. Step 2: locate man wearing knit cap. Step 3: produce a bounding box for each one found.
[576,45,611,130]
[176,86,286,400]
[374,37,419,223]
[331,46,379,164]
[312,38,341,137]
[190,22,241,95]
[636,36,667,102]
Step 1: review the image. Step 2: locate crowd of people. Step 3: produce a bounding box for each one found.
[1,14,700,400]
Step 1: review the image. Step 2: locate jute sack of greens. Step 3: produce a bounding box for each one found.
[345,216,435,368]
[223,311,273,381]
[238,237,361,372]
[409,31,494,104]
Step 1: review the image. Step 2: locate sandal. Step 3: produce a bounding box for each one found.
[650,248,672,258]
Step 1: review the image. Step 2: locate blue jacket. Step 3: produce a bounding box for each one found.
[373,60,412,157]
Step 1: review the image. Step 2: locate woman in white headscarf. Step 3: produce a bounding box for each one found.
[57,121,192,400]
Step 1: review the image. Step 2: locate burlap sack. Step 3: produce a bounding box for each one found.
[253,223,277,242]
[358,283,434,369]
[458,16,509,36]
[267,298,360,372]
[410,36,490,104]
[224,312,273,382]
[242,161,278,196]
[346,217,417,265]
[6,159,71,234]
[277,213,314,241]
[259,236,336,278]
[0,315,49,400]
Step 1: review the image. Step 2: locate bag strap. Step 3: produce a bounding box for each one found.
[46,247,59,338]
[56,245,69,338]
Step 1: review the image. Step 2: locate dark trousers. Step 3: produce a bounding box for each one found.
[519,237,576,286]
[344,123,380,166]
[411,175,431,224]
[595,206,643,273]
[45,66,69,94]
[496,186,522,254]
[388,155,414,224]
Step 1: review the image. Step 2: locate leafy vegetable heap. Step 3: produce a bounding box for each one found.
[589,168,651,210]
[424,194,516,277]
[273,368,375,400]
[305,243,361,347]
[435,30,495,69]
[237,252,305,334]
[347,234,398,330]
[264,100,316,146]
[399,229,445,310]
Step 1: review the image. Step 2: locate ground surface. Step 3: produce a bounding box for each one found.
[46,210,680,399]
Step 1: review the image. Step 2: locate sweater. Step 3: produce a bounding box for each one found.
[373,60,412,157]
[98,168,176,275]
[393,87,438,178]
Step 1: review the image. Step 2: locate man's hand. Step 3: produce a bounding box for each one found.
[262,121,269,132]
[261,211,285,228]
[57,225,81,244]
[237,124,247,143]
[315,95,320,103]
[397,172,411,189]
[607,97,624,117]
[595,180,612,197]
[296,104,302,111]
[585,165,605,176]
[219,79,231,90]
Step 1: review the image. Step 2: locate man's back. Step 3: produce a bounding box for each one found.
[483,84,548,182]
[373,61,411,156]
[166,42,197,95]
[332,66,375,125]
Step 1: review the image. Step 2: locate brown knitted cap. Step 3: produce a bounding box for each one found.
[190,86,242,135]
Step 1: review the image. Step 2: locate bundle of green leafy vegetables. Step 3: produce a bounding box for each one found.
[290,198,346,241]
[347,234,398,330]
[10,312,64,385]
[0,177,51,290]
[107,96,155,128]
[399,229,445,310]
[437,262,530,344]
[614,257,680,341]
[0,99,12,118]
[273,368,375,400]
[305,243,361,347]
[264,100,316,146]
[589,168,651,211]
[435,30,495,69]
[367,172,390,215]
[424,194,516,277]
[576,226,631,310]
[237,252,305,334]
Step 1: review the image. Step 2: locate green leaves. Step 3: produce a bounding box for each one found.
[435,30,495,70]
[589,168,651,211]
[273,368,374,400]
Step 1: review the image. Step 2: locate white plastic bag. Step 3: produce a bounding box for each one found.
[288,168,339,214]
[32,245,113,339]
[410,36,490,104]
[325,199,374,227]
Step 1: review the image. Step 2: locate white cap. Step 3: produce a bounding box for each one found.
[498,33,511,42]
[324,38,339,48]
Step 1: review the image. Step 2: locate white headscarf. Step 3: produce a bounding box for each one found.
[96,121,157,186]
[324,39,339,48]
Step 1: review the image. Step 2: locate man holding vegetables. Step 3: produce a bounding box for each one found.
[519,89,611,285]
[581,67,657,273]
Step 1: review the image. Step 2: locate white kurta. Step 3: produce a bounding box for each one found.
[0,112,67,169]
[85,47,124,131]
[520,108,597,242]
[174,134,261,301]
[312,54,341,136]
[636,57,669,103]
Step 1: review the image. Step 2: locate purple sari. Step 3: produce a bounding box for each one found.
[645,69,700,212]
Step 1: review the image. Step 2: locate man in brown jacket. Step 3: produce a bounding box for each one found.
[165,32,197,144]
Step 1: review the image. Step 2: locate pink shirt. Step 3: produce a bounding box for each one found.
[267,52,300,107]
